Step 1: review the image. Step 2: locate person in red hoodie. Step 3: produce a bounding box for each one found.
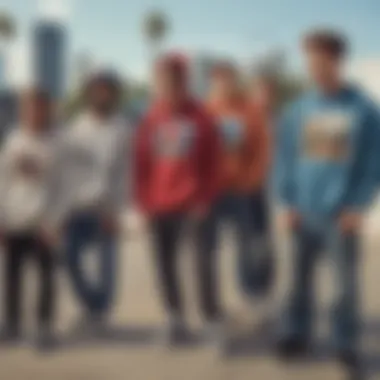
[134,53,222,346]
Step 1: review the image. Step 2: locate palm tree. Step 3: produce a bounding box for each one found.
[0,10,16,86]
[0,10,16,45]
[142,9,170,64]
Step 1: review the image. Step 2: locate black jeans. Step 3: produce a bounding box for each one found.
[250,190,270,234]
[150,213,221,321]
[3,233,56,332]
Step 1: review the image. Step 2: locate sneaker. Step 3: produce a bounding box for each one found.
[203,319,229,352]
[70,312,108,337]
[70,315,92,337]
[204,319,223,340]
[338,350,362,380]
[276,337,310,360]
[163,317,192,347]
[35,327,58,352]
[0,327,21,346]
[91,313,110,338]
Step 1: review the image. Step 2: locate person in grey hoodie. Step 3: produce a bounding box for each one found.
[0,88,62,349]
[62,71,132,331]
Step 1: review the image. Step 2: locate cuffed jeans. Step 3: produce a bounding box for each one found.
[66,212,117,315]
[280,221,360,351]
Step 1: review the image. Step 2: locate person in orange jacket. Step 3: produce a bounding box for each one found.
[201,60,271,302]
[246,72,278,296]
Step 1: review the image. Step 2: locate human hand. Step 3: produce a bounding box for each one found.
[101,213,120,236]
[190,204,210,221]
[39,225,61,248]
[124,208,147,236]
[338,211,362,234]
[280,209,301,231]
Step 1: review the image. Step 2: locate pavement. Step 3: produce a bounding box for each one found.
[0,205,380,380]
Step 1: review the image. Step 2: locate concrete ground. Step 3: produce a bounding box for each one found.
[0,206,380,380]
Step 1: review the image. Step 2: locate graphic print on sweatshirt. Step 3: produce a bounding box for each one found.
[154,120,195,158]
[12,148,49,182]
[302,110,353,162]
[218,116,244,150]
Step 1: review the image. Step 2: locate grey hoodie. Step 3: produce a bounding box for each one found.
[60,112,133,218]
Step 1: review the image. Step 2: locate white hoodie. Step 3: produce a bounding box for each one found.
[0,127,63,232]
[61,112,133,217]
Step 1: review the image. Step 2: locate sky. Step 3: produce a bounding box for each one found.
[1,0,380,88]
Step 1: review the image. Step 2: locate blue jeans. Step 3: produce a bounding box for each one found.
[202,194,260,297]
[65,212,117,315]
[280,222,360,351]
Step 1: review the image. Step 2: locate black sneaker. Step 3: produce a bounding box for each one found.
[164,318,193,347]
[70,312,107,337]
[276,337,310,360]
[337,350,363,380]
[203,319,224,342]
[0,327,22,346]
[203,319,230,356]
[35,327,58,352]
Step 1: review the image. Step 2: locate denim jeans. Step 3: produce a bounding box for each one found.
[150,212,222,320]
[280,222,360,351]
[3,233,56,332]
[65,212,117,315]
[200,193,261,298]
[249,190,270,234]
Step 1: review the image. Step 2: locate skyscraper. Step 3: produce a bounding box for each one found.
[33,19,66,100]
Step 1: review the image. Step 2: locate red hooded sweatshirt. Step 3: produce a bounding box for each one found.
[134,99,221,215]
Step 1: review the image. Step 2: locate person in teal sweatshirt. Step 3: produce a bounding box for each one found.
[274,29,380,375]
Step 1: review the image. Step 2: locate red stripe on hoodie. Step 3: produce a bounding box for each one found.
[134,99,221,215]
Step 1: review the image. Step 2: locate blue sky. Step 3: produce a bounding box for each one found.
[1,0,380,84]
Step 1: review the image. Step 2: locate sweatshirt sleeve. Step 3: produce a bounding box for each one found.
[342,104,380,210]
[272,104,298,207]
[196,113,222,207]
[106,124,133,214]
[0,138,12,229]
[134,117,153,212]
[244,113,271,192]
[43,133,71,228]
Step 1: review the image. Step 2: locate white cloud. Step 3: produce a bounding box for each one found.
[37,0,72,20]
[348,58,380,104]
[7,38,31,89]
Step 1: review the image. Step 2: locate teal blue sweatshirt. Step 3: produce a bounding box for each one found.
[274,85,380,222]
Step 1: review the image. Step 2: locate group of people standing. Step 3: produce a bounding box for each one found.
[0,28,378,379]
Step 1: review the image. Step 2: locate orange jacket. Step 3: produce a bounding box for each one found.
[207,97,271,194]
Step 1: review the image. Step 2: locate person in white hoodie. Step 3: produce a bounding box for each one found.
[0,88,61,348]
[63,71,132,329]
